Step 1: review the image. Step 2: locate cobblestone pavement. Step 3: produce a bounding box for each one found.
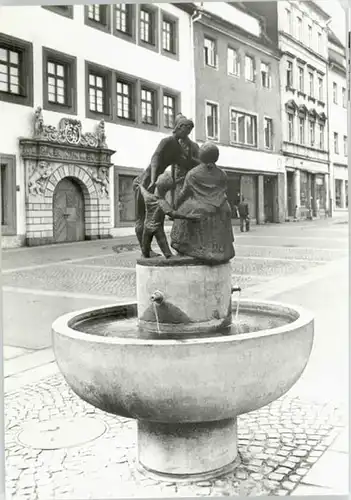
[5,373,346,500]
[2,218,349,498]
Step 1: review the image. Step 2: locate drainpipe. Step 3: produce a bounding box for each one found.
[326,58,332,217]
[190,7,203,140]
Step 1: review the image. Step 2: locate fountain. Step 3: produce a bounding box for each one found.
[52,138,314,481]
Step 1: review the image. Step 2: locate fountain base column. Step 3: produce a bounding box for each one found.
[137,418,239,480]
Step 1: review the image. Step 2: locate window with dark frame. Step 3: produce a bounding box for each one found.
[206,102,218,140]
[42,5,73,18]
[140,8,154,45]
[162,17,175,53]
[0,46,22,95]
[141,87,156,125]
[88,72,106,113]
[115,4,133,35]
[1,163,7,226]
[46,60,67,105]
[163,94,176,128]
[88,4,103,22]
[116,79,133,120]
[204,37,217,68]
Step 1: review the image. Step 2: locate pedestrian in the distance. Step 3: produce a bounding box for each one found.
[238,197,250,232]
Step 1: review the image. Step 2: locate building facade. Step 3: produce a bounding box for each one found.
[250,0,331,220]
[0,3,194,247]
[327,30,348,214]
[191,2,285,224]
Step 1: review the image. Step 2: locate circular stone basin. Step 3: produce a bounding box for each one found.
[52,299,313,479]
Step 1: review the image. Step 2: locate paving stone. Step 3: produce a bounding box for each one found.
[275,467,291,475]
[282,480,296,491]
[268,472,285,481]
[292,449,308,457]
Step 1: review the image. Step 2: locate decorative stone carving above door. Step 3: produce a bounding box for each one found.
[20,108,116,246]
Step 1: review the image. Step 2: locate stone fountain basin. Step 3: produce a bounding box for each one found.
[52,299,314,424]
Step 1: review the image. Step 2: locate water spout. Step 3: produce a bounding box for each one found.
[231,286,242,322]
[150,291,164,335]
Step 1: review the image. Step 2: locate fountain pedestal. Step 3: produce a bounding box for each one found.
[136,256,232,337]
[138,418,238,480]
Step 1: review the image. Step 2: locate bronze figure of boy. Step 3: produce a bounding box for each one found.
[133,114,200,257]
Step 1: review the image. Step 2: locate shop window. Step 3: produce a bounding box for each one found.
[118,174,137,223]
[335,179,342,208]
[0,154,16,235]
[300,171,309,208]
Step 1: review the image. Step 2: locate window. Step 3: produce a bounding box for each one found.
[318,123,324,149]
[0,154,16,236]
[317,32,322,53]
[287,113,294,142]
[342,87,346,108]
[286,9,292,34]
[300,171,309,208]
[42,5,73,18]
[116,79,134,121]
[308,25,312,46]
[318,77,323,101]
[140,7,156,46]
[206,102,219,140]
[43,48,77,114]
[88,72,107,114]
[204,37,217,68]
[298,66,304,92]
[117,174,138,223]
[335,179,342,208]
[227,47,240,76]
[163,94,176,128]
[141,87,156,125]
[264,117,273,149]
[0,34,33,107]
[245,55,255,82]
[333,82,337,104]
[334,132,339,154]
[114,4,133,37]
[261,62,271,88]
[308,71,314,97]
[309,120,315,146]
[230,109,257,147]
[286,60,293,88]
[297,17,302,41]
[346,180,348,208]
[85,4,110,32]
[298,117,305,145]
[162,16,177,54]
[344,135,348,156]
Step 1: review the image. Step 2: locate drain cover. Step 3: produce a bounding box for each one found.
[17,416,107,450]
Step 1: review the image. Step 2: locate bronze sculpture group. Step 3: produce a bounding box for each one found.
[133,113,235,264]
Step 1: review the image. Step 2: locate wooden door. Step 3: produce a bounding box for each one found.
[264,176,275,223]
[53,177,85,243]
[287,172,294,217]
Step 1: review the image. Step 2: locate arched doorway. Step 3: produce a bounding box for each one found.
[53,177,85,243]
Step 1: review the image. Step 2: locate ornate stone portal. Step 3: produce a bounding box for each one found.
[20,107,115,246]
